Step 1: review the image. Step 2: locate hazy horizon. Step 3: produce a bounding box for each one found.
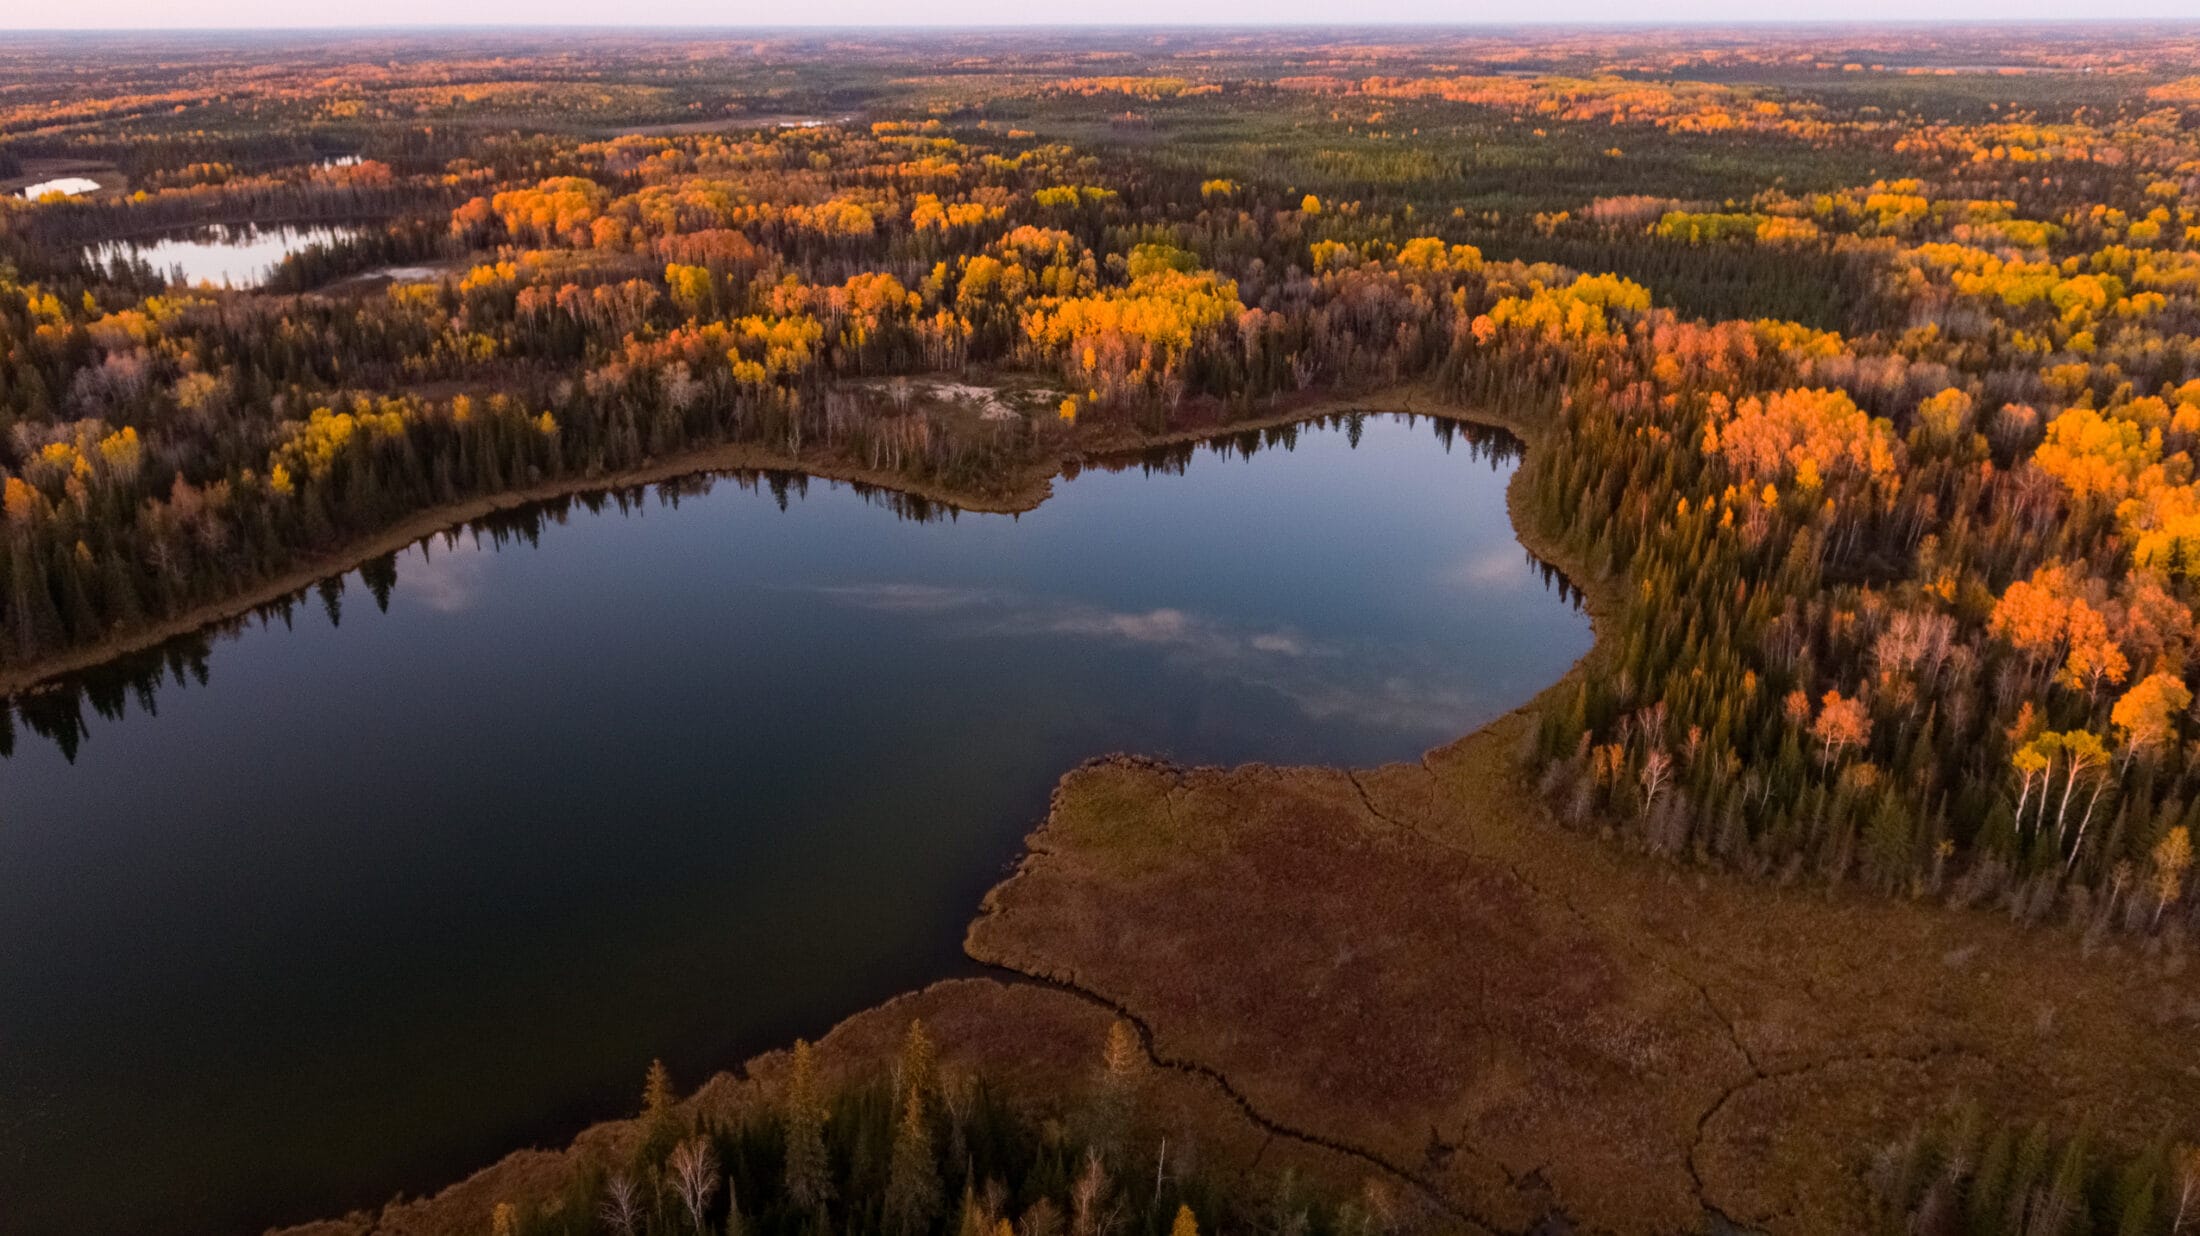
[7,3,2198,32]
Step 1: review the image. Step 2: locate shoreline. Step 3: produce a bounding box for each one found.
[0,383,1509,700]
[0,434,1049,700]
[21,381,1618,1236]
[251,381,1569,1235]
[263,381,2200,1236]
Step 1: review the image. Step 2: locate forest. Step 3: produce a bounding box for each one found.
[10,23,2200,1234]
[493,1018,1400,1236]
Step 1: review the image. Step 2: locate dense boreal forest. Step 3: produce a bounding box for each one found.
[12,25,2200,1229]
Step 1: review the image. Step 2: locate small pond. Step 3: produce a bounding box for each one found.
[84,223,362,288]
[17,177,102,199]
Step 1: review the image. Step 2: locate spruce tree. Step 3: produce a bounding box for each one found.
[640,1058,680,1164]
[783,1039,834,1216]
[884,1088,941,1234]
[896,1019,935,1110]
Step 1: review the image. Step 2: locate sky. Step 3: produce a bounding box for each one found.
[8,0,2199,29]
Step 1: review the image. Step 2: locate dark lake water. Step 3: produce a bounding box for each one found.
[0,413,1589,1235]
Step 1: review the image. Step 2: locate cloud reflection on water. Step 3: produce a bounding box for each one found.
[1436,546,1532,592]
[791,581,1475,732]
[397,538,490,614]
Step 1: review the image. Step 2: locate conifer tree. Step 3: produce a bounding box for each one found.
[897,1019,936,1110]
[884,1087,941,1234]
[783,1039,834,1216]
[640,1058,680,1163]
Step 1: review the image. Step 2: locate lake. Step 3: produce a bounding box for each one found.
[85,223,360,288]
[17,177,102,200]
[0,413,1590,1234]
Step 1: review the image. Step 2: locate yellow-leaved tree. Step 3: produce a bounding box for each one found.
[2111,672,2191,769]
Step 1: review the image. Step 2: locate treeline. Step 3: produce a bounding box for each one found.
[493,1021,1409,1236]
[0,466,914,764]
[1865,1104,2199,1236]
[7,174,444,252]
[261,217,453,293]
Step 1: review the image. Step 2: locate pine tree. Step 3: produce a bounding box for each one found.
[644,1058,676,1123]
[2003,1122,2054,1236]
[1864,792,1915,894]
[897,1019,936,1110]
[2111,1155,2160,1236]
[640,1058,680,1162]
[884,1087,941,1233]
[723,1179,747,1236]
[784,1039,834,1216]
[2032,1132,2089,1236]
[954,1180,990,1236]
[1970,1126,2015,1236]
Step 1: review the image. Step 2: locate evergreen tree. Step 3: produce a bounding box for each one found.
[896,1019,935,1111]
[884,1087,941,1234]
[640,1059,681,1163]
[783,1039,833,1217]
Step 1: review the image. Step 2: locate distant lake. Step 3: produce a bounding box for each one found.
[85,223,360,288]
[17,177,101,199]
[0,413,1590,1235]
